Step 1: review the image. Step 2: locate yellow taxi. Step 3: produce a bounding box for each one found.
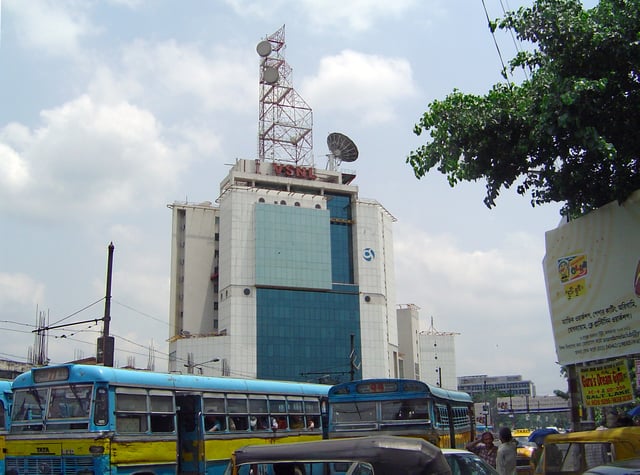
[512,429,536,475]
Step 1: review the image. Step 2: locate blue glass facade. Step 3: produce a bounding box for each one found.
[256,194,361,382]
[255,204,332,289]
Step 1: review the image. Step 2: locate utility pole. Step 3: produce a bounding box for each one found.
[98,242,115,367]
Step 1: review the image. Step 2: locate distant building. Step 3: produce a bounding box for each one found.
[419,317,458,390]
[457,374,536,397]
[0,359,32,380]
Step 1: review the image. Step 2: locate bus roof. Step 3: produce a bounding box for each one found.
[11,364,330,396]
[328,378,473,403]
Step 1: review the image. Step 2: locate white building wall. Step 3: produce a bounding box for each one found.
[355,199,398,378]
[218,188,257,378]
[168,202,220,373]
[397,305,421,380]
[419,331,458,390]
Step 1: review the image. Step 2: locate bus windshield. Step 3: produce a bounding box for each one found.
[12,384,92,431]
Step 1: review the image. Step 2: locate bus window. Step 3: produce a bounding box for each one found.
[0,401,5,429]
[149,390,175,433]
[227,395,248,431]
[94,387,108,426]
[115,388,148,433]
[203,395,226,432]
[49,386,91,418]
[288,397,304,429]
[14,389,46,422]
[333,401,376,423]
[270,396,288,429]
[304,397,321,430]
[249,395,269,431]
[381,400,403,421]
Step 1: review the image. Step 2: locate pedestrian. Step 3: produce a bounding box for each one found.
[496,427,517,475]
[466,431,498,468]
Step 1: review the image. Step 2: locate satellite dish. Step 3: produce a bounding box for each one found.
[327,132,359,163]
[262,66,279,85]
[256,40,272,57]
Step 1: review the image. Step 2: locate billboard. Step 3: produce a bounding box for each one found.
[543,190,640,366]
[578,359,634,407]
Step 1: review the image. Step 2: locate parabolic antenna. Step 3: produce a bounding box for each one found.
[256,40,272,57]
[327,132,359,162]
[262,66,279,84]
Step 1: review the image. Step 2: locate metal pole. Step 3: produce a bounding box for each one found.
[102,242,115,367]
[567,364,581,431]
[350,334,355,381]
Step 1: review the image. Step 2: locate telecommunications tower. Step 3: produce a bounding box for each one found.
[256,25,313,165]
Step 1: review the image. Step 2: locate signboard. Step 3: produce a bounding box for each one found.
[578,359,634,407]
[496,395,570,414]
[543,190,640,365]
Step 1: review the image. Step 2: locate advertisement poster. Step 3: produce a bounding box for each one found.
[578,360,633,407]
[543,190,640,366]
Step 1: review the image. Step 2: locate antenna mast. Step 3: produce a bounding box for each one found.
[257,25,313,165]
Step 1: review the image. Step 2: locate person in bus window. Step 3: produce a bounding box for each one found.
[207,417,221,431]
[290,416,304,429]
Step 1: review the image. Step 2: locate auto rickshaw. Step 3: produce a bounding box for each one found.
[224,435,452,475]
[532,427,640,475]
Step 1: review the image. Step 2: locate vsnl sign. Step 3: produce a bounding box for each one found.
[272,163,317,180]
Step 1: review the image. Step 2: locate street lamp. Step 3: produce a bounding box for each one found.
[184,357,221,375]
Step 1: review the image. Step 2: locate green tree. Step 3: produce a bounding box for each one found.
[407,0,640,218]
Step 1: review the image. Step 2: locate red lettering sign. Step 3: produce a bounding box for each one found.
[272,163,317,180]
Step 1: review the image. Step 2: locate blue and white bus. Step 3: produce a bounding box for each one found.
[327,378,475,448]
[0,380,12,475]
[6,364,329,475]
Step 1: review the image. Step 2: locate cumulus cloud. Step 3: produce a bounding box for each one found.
[302,50,419,125]
[299,0,419,32]
[4,0,97,59]
[0,95,190,220]
[0,143,30,191]
[115,40,256,114]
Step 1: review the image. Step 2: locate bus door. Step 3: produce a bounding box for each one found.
[176,394,205,475]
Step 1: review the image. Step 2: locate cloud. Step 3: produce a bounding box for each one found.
[0,142,30,191]
[113,40,256,114]
[393,222,564,393]
[302,50,419,125]
[0,95,191,220]
[299,0,420,32]
[4,0,98,59]
[0,273,45,309]
[222,0,422,33]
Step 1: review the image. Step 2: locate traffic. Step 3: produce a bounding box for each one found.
[1,365,639,475]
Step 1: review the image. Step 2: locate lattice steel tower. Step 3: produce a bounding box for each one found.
[256,25,313,165]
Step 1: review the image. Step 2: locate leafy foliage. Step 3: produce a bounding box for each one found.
[407,0,640,218]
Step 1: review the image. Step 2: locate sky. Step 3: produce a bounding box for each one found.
[0,0,579,395]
